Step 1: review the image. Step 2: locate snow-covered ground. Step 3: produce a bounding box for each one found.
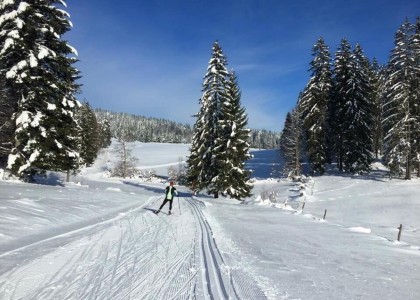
[0,141,419,299]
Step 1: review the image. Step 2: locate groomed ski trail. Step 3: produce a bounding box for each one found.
[0,194,265,300]
[187,198,267,300]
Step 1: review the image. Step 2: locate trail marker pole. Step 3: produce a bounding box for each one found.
[397,224,402,241]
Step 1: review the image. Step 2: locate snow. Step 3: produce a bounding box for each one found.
[15,110,31,129]
[29,53,38,68]
[55,140,63,149]
[0,141,420,299]
[47,102,56,110]
[1,38,15,55]
[38,46,52,60]
[67,44,78,56]
[17,2,30,14]
[14,17,24,29]
[30,111,43,127]
[0,0,15,10]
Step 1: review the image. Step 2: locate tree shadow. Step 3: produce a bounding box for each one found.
[122,181,191,197]
[28,172,65,187]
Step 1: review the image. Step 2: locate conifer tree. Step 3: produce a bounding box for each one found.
[330,39,353,171]
[0,0,81,177]
[410,17,420,176]
[299,37,332,174]
[370,59,384,159]
[383,19,418,179]
[98,118,112,148]
[342,44,373,173]
[330,40,373,173]
[187,42,251,199]
[78,102,100,166]
[0,71,14,168]
[212,71,252,199]
[279,106,303,177]
[186,41,229,197]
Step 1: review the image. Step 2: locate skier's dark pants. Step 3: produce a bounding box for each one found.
[159,199,173,211]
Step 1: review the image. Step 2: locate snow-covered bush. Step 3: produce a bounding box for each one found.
[167,157,187,184]
[138,169,159,182]
[260,185,280,203]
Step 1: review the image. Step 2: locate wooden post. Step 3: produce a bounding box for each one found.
[323,209,327,220]
[397,224,402,241]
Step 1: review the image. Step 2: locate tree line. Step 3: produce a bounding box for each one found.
[94,108,280,149]
[280,18,420,179]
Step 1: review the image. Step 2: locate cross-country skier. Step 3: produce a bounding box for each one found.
[156,181,178,215]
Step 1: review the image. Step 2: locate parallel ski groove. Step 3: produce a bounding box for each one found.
[187,198,232,300]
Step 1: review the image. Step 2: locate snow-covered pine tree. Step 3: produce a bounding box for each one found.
[330,38,353,171]
[409,18,420,177]
[77,102,100,166]
[342,44,373,173]
[186,41,229,198]
[298,37,332,174]
[212,71,252,200]
[98,118,112,149]
[331,40,373,173]
[370,58,384,159]
[279,104,304,177]
[0,69,15,168]
[383,19,418,179]
[0,0,81,178]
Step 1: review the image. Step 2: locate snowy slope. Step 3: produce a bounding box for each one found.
[0,141,419,299]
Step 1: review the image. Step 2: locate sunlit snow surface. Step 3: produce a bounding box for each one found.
[0,141,419,299]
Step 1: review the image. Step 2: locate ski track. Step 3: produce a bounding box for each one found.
[0,195,265,299]
[187,198,267,300]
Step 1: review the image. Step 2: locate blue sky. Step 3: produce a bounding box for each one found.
[65,0,419,131]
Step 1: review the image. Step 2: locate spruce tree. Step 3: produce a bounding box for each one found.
[299,37,332,174]
[0,70,15,168]
[0,0,81,177]
[186,41,229,197]
[279,106,303,177]
[213,71,252,199]
[409,18,420,176]
[342,44,373,173]
[98,118,112,148]
[187,42,251,199]
[383,20,418,179]
[78,102,100,166]
[330,38,353,171]
[370,58,384,159]
[330,40,373,173]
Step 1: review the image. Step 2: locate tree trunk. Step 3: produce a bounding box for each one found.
[417,161,420,178]
[405,155,411,180]
[214,192,218,198]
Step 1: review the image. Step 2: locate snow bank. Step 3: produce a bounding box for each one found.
[348,227,372,234]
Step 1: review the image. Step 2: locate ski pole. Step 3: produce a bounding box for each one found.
[178,196,182,215]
